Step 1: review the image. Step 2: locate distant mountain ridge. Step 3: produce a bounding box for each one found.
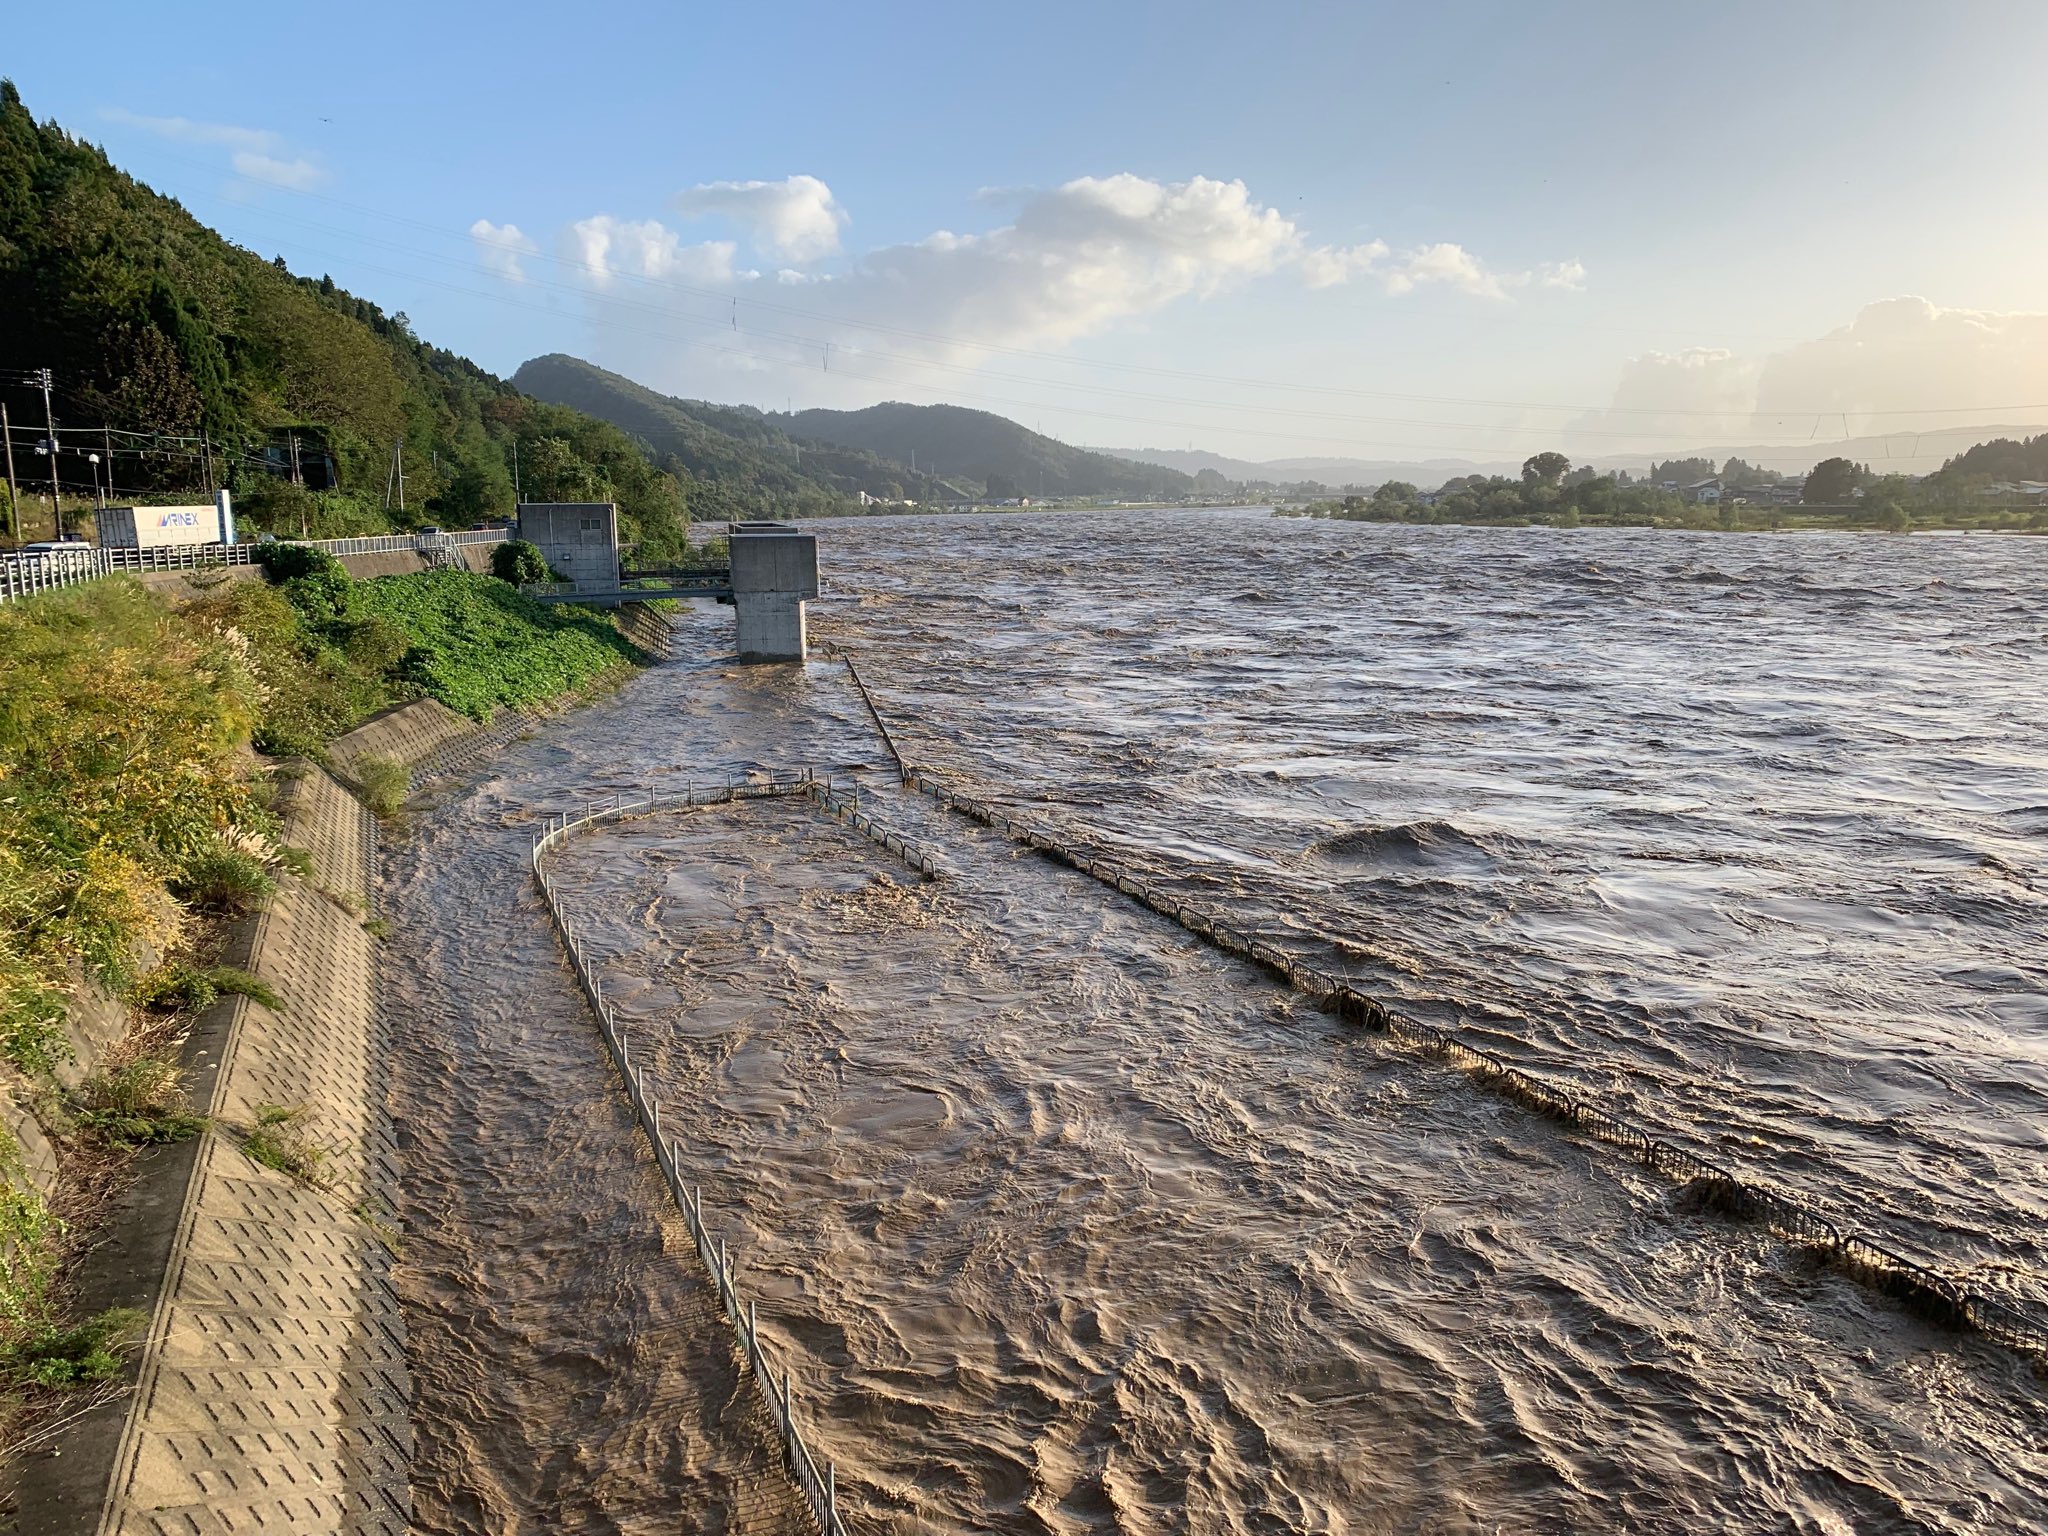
[773,402,1194,501]
[1095,446,1518,485]
[518,359,1197,508]
[513,355,958,517]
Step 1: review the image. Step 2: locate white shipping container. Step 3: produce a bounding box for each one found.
[98,503,223,549]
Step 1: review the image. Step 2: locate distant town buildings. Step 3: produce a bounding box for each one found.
[1982,480,2048,502]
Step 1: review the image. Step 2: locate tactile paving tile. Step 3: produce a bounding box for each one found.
[101,767,412,1535]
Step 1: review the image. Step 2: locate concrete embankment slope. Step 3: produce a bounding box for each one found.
[89,764,411,1535]
[18,600,696,1533]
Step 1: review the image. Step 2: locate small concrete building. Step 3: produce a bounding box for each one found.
[517,502,619,593]
[729,522,819,661]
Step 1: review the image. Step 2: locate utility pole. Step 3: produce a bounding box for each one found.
[289,431,303,487]
[1,401,16,539]
[38,369,59,537]
[201,430,213,494]
[395,437,405,513]
[511,438,521,503]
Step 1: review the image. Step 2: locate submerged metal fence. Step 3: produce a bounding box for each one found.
[532,771,878,1536]
[825,649,2048,1367]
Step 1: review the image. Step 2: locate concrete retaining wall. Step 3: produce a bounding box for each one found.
[326,699,479,784]
[0,963,155,1213]
[133,567,264,603]
[334,551,432,581]
[614,600,677,658]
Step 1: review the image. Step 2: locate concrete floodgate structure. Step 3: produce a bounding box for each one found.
[729,525,819,662]
[515,502,620,595]
[514,503,819,662]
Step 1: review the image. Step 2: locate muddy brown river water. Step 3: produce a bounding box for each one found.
[383,511,2048,1534]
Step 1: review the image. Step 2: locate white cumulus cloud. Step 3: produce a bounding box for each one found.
[836,173,1299,348]
[675,175,847,264]
[1597,347,1763,441]
[538,172,1578,406]
[1755,297,2048,425]
[470,219,540,282]
[1576,297,2048,458]
[1300,240,1389,289]
[565,215,747,288]
[101,107,325,190]
[1304,240,1585,300]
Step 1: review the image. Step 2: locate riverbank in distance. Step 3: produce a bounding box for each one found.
[1275,501,2048,535]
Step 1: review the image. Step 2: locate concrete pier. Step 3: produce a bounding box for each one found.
[729,524,818,662]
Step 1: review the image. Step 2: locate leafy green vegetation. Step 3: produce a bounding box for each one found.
[0,1138,143,1394]
[0,81,688,553]
[0,581,277,1071]
[133,962,282,1015]
[1936,431,2048,483]
[182,576,391,759]
[1293,449,2048,534]
[350,572,645,721]
[3,1306,144,1390]
[0,1145,62,1342]
[490,539,552,585]
[1302,468,1689,529]
[169,840,279,914]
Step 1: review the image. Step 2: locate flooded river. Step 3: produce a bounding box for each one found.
[383,511,2048,1534]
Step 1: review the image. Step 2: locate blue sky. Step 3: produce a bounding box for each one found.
[14,1,2048,467]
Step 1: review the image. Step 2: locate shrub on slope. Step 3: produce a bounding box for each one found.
[349,571,645,721]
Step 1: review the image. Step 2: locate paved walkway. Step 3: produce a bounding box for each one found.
[97,768,411,1534]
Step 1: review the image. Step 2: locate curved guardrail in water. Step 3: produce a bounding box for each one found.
[534,774,860,1536]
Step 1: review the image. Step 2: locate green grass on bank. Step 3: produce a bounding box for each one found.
[0,558,645,1086]
[0,579,282,1388]
[0,556,649,1396]
[0,582,277,1073]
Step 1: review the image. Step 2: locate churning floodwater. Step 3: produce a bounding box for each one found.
[382,510,2048,1534]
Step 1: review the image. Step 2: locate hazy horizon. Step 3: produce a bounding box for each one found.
[22,1,2048,466]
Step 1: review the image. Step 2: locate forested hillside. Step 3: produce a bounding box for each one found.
[777,401,1195,501]
[0,81,690,554]
[1935,433,2048,484]
[513,354,958,516]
